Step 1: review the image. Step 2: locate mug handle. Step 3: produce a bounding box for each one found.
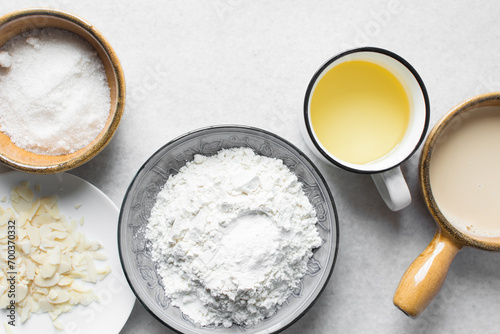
[393,230,462,317]
[371,166,411,211]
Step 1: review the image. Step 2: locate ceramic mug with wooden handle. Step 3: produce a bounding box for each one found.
[393,92,500,317]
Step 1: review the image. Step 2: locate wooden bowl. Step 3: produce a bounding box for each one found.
[0,8,125,173]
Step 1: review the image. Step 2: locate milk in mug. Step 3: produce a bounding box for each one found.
[430,106,500,237]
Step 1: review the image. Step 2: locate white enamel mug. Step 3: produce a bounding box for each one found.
[301,47,430,211]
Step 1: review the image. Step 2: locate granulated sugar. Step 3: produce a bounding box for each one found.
[146,148,322,327]
[0,28,110,155]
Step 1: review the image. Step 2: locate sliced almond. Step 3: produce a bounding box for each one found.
[85,253,97,283]
[33,287,48,296]
[49,231,67,240]
[58,261,71,275]
[16,283,28,303]
[34,273,60,287]
[85,239,101,251]
[30,300,40,313]
[0,182,111,329]
[12,197,32,214]
[47,289,71,304]
[49,307,62,320]
[0,292,10,308]
[47,222,67,232]
[40,195,57,209]
[97,265,112,280]
[18,239,32,255]
[26,223,40,247]
[43,205,60,220]
[40,262,58,278]
[18,227,27,240]
[48,246,61,265]
[26,260,36,280]
[26,199,41,221]
[79,293,96,306]
[71,283,91,293]
[20,302,31,323]
[34,213,54,226]
[58,276,73,286]
[16,184,34,202]
[53,319,64,330]
[31,251,47,264]
[92,251,108,261]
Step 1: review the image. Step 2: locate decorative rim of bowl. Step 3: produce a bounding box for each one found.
[118,124,339,334]
[0,8,125,173]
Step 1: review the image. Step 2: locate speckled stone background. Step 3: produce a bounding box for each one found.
[1,1,500,333]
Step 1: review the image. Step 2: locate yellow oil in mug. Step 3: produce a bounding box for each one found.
[310,60,410,165]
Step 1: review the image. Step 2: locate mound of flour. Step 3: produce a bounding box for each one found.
[146,147,322,327]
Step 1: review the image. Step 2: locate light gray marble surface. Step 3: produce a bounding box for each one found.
[1,1,500,333]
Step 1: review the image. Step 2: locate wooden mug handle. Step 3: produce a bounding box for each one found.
[393,230,462,317]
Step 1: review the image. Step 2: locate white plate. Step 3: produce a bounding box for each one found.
[0,171,136,334]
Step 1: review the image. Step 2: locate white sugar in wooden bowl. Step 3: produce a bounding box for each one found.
[0,28,111,156]
[0,8,125,173]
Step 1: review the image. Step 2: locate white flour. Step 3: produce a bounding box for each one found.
[146,147,322,327]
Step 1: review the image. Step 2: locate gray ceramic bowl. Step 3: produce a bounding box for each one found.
[118,125,339,334]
